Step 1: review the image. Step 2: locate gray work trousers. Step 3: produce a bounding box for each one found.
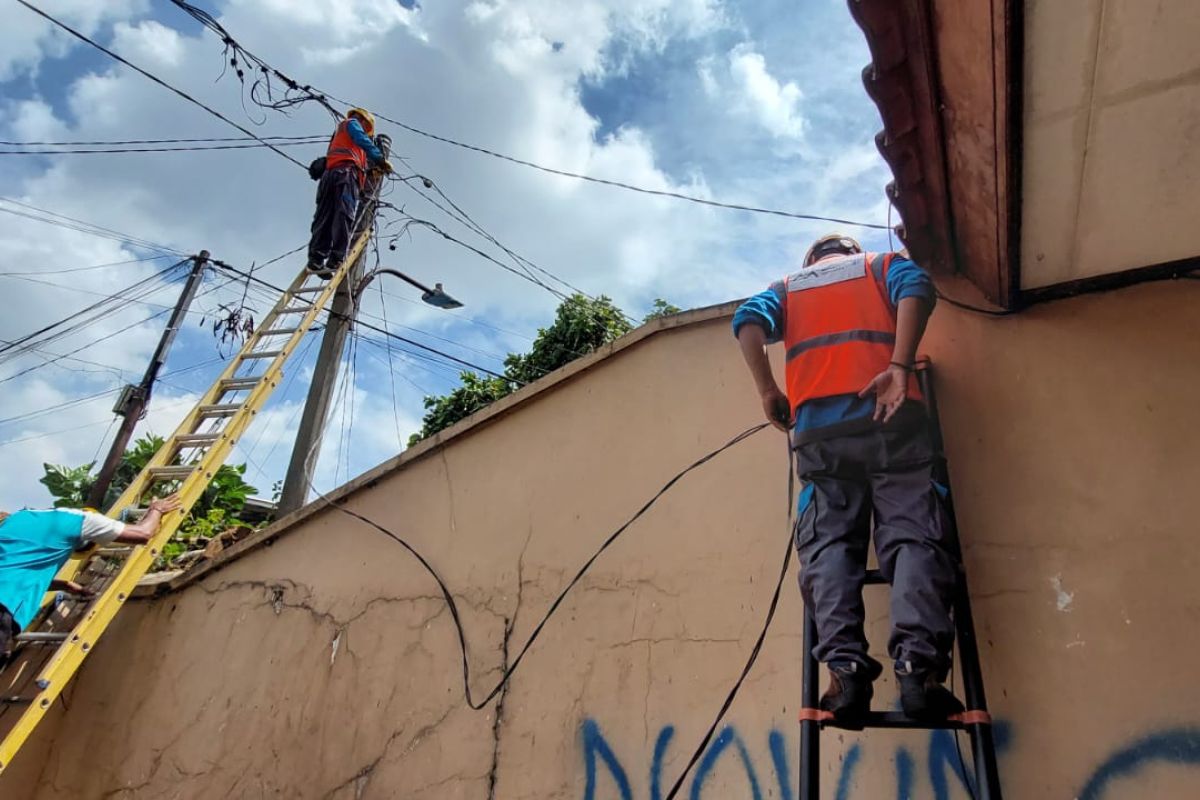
[308,165,361,267]
[794,419,959,676]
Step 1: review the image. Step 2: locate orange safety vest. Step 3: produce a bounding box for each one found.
[325,119,368,177]
[782,252,922,412]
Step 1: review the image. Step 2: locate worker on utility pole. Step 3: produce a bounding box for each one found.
[0,494,181,657]
[733,234,961,725]
[306,107,393,279]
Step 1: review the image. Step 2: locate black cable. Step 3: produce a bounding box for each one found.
[935,291,1017,317]
[0,308,172,385]
[305,422,770,712]
[660,439,794,799]
[363,107,891,228]
[0,135,324,146]
[0,259,191,358]
[0,197,186,255]
[399,175,595,304]
[166,0,889,230]
[16,1,309,171]
[0,254,172,276]
[0,387,120,427]
[0,141,325,155]
[210,260,518,382]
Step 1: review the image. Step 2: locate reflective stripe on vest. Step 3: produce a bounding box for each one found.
[325,120,367,175]
[782,252,921,411]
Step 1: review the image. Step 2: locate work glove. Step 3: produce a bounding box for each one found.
[375,158,394,175]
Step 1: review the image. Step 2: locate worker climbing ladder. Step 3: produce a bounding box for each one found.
[0,227,373,774]
[797,362,1004,799]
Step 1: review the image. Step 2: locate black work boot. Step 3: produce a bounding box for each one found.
[820,661,877,727]
[896,662,964,720]
[306,257,329,277]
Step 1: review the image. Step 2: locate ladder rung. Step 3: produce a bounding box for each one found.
[259,327,299,336]
[148,465,196,480]
[219,377,260,391]
[241,350,284,360]
[0,696,33,705]
[822,711,965,731]
[15,632,69,644]
[176,433,221,446]
[97,546,134,557]
[292,286,324,294]
[864,569,886,585]
[275,306,308,314]
[198,404,242,418]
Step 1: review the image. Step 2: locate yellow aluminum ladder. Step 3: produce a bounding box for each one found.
[0,228,370,773]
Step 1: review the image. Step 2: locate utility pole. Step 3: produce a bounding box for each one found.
[87,251,209,509]
[276,253,365,514]
[278,136,391,515]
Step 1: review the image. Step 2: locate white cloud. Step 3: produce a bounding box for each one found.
[4,99,61,142]
[728,43,806,139]
[0,0,148,81]
[0,0,892,509]
[111,21,185,68]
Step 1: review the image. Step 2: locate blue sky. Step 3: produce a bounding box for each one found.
[0,0,894,508]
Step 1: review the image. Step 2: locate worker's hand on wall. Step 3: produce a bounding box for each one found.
[858,365,909,423]
[761,385,792,433]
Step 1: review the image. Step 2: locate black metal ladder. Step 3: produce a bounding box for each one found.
[797,363,1004,799]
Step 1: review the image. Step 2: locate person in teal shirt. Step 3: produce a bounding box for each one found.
[0,494,180,657]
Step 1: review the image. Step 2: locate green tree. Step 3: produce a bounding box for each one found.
[407,293,635,445]
[407,372,513,447]
[643,298,682,322]
[40,434,259,566]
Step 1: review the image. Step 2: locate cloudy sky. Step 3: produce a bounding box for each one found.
[0,0,893,510]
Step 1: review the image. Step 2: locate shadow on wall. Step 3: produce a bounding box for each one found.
[580,719,1200,799]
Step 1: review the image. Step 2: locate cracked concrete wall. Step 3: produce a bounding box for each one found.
[4,280,1199,798]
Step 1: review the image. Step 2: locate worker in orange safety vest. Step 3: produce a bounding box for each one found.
[733,233,962,725]
[306,107,392,278]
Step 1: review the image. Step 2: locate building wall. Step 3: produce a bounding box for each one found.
[5,280,1199,798]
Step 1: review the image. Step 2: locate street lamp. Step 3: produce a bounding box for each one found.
[355,268,463,310]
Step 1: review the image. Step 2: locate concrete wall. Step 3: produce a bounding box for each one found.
[5,280,1199,799]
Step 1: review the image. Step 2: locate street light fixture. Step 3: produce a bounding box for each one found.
[355,268,463,310]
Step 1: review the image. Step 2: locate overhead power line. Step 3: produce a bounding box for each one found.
[0,135,324,146]
[0,254,173,277]
[16,0,309,171]
[212,260,517,382]
[0,141,325,156]
[0,197,186,255]
[166,0,889,230]
[367,108,890,229]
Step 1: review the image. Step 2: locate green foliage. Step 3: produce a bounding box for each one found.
[408,293,638,445]
[39,463,95,509]
[643,298,682,322]
[39,434,260,564]
[503,294,633,385]
[407,372,513,447]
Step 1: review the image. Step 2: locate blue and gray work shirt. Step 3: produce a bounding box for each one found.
[345,118,385,164]
[0,509,125,631]
[731,254,936,442]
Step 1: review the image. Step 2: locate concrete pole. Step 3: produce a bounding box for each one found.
[275,253,365,515]
[277,134,390,514]
[87,251,209,510]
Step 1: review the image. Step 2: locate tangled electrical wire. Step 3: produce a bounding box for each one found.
[168,0,341,121]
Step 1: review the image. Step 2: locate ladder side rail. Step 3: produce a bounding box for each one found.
[799,609,821,800]
[916,363,1003,800]
[0,228,371,771]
